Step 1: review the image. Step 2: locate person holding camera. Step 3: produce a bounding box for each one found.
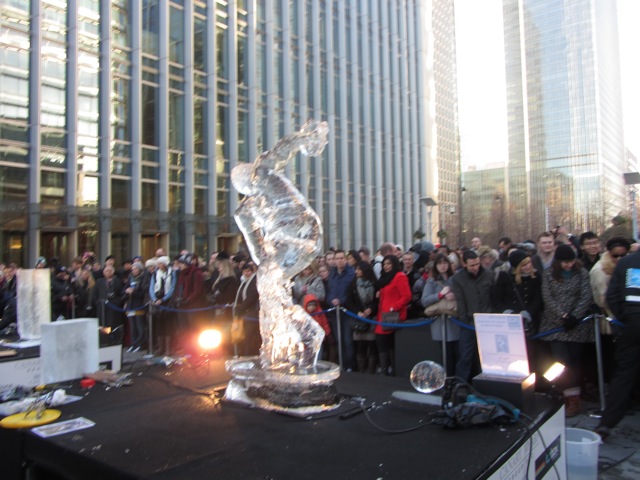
[123,262,150,353]
[92,264,124,329]
[172,254,205,351]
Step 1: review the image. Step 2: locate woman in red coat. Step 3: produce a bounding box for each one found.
[375,255,412,375]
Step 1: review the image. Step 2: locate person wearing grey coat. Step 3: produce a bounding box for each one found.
[539,244,593,416]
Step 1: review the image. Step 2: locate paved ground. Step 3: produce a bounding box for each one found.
[123,350,640,479]
[566,400,640,479]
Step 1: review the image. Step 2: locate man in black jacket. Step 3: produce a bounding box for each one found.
[92,265,124,329]
[451,250,495,382]
[596,249,640,439]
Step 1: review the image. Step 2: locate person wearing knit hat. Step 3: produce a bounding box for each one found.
[507,249,528,270]
[554,244,577,262]
[178,254,192,265]
[539,239,592,417]
[132,261,144,272]
[35,256,47,269]
[145,258,157,274]
[494,249,541,341]
[478,245,501,271]
[156,256,171,267]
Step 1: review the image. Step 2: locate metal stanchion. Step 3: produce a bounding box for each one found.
[100,300,105,327]
[148,304,154,355]
[589,314,606,418]
[336,307,344,370]
[440,314,448,375]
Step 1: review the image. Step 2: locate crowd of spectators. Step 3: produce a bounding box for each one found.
[1,222,640,439]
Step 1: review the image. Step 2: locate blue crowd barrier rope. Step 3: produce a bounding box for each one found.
[339,307,436,329]
[104,300,151,313]
[105,297,624,337]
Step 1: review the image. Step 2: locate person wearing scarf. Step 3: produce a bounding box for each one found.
[539,244,593,417]
[149,256,176,355]
[233,262,260,356]
[124,262,150,353]
[375,255,412,375]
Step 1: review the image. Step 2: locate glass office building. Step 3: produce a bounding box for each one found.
[432,0,461,247]
[463,0,626,244]
[0,1,435,266]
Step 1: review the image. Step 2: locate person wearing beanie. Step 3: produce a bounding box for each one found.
[35,256,47,269]
[507,249,528,271]
[492,249,543,373]
[145,258,157,274]
[554,244,577,262]
[597,237,640,439]
[539,240,593,417]
[156,256,171,268]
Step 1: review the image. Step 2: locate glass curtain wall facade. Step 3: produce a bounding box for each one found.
[432,0,461,247]
[496,0,625,241]
[0,0,434,266]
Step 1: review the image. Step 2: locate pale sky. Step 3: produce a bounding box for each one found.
[455,0,640,170]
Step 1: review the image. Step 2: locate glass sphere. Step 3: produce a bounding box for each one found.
[410,361,446,393]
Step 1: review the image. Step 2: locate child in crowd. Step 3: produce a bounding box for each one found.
[303,294,331,360]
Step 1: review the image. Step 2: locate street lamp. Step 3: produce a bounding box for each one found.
[421,197,438,242]
[624,172,640,239]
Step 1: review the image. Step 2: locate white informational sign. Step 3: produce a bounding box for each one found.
[474,313,530,377]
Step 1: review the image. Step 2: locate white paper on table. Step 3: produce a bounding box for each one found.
[31,417,96,438]
[473,313,530,377]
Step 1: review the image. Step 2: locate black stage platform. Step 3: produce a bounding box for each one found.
[0,359,563,480]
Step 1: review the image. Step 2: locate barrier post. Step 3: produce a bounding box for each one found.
[148,304,154,355]
[100,300,105,327]
[440,314,449,375]
[589,314,606,417]
[336,307,344,370]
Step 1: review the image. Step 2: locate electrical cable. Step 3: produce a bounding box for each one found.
[358,400,436,434]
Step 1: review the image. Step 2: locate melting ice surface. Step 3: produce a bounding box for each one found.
[231,120,331,373]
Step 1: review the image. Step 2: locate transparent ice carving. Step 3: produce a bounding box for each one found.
[17,269,52,340]
[410,361,447,394]
[225,120,340,413]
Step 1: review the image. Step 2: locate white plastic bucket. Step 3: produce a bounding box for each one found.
[565,427,601,480]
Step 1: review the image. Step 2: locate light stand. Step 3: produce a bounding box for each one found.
[623,172,640,239]
[421,197,438,243]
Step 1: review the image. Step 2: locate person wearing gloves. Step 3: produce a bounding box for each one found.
[492,249,542,335]
[539,244,593,417]
[375,255,412,376]
[492,248,543,378]
[123,261,150,353]
[149,256,176,356]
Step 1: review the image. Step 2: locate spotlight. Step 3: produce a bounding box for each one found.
[198,329,223,351]
[543,362,565,382]
[99,325,124,346]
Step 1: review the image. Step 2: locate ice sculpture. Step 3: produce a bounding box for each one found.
[17,269,52,341]
[224,120,340,413]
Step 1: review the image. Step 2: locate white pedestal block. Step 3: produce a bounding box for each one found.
[17,269,51,340]
[40,318,99,383]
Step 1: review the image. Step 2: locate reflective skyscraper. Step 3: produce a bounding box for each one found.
[463,0,626,244]
[0,1,435,265]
